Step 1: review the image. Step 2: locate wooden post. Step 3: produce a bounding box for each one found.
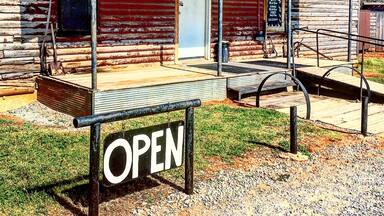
[290,106,298,154]
[89,123,101,216]
[184,107,194,195]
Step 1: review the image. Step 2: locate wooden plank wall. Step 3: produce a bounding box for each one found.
[0,0,176,74]
[0,0,361,76]
[292,0,360,60]
[211,0,265,60]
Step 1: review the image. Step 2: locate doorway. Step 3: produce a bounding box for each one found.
[178,0,209,59]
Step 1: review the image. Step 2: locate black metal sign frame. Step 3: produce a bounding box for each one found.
[74,99,201,216]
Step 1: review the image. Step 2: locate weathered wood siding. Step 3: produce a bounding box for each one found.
[211,0,265,60]
[0,0,361,76]
[292,0,360,60]
[0,0,176,74]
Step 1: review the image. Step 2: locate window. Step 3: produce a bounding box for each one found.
[58,0,91,35]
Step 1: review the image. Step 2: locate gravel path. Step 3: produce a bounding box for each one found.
[7,102,73,128]
[130,136,384,216]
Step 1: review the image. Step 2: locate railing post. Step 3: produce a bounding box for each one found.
[184,107,194,195]
[290,106,298,154]
[287,0,292,69]
[361,96,369,136]
[89,123,101,216]
[347,0,353,62]
[316,31,320,67]
[360,42,365,102]
[217,0,223,76]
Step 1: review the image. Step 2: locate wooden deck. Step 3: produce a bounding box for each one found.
[37,59,293,116]
[244,92,384,135]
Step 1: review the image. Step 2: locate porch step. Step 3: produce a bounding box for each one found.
[229,80,296,101]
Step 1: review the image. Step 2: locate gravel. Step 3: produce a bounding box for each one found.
[130,137,384,216]
[7,102,74,128]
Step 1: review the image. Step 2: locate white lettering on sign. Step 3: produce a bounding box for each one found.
[103,138,133,184]
[103,124,184,185]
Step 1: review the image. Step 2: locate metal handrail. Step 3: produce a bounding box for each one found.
[317,29,384,44]
[293,41,333,60]
[317,66,372,101]
[255,72,311,120]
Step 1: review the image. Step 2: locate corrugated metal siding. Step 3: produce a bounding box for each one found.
[36,76,92,117]
[211,0,265,60]
[94,78,227,114]
[359,10,371,51]
[375,12,384,51]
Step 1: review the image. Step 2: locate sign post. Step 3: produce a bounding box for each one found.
[74,100,201,216]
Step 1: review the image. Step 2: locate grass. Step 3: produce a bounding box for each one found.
[359,57,384,84]
[0,104,338,215]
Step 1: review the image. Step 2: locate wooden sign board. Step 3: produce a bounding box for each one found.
[103,121,185,186]
[267,0,283,27]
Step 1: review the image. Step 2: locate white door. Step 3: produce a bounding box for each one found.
[178,0,206,59]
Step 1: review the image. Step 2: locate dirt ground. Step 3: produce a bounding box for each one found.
[45,132,384,216]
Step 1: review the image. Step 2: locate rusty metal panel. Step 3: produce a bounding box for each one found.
[94,78,227,114]
[36,76,92,117]
[359,10,371,51]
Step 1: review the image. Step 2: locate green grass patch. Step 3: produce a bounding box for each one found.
[361,58,384,74]
[0,104,338,215]
[368,77,384,84]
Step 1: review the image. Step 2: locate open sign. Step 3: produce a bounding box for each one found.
[103,121,184,186]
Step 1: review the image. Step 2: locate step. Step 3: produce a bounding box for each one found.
[229,80,296,100]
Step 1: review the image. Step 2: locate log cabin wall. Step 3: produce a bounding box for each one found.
[211,0,266,61]
[0,0,361,76]
[0,0,176,74]
[292,0,360,60]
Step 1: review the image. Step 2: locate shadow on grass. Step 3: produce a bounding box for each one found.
[27,174,185,216]
[249,141,288,152]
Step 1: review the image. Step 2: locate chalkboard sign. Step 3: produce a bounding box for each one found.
[267,0,282,27]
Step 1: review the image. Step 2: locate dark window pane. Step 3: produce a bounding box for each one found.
[59,0,91,34]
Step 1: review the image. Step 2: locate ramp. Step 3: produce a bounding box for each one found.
[244,92,384,135]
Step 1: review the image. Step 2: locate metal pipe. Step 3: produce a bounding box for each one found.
[184,107,194,195]
[316,32,320,67]
[361,96,369,136]
[290,106,298,154]
[361,42,365,101]
[256,72,311,120]
[89,123,101,216]
[74,99,202,128]
[217,0,223,76]
[291,30,296,77]
[348,0,353,62]
[91,0,98,112]
[294,28,384,47]
[287,0,292,69]
[319,28,384,43]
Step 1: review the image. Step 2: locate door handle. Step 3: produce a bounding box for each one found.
[179,1,184,6]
